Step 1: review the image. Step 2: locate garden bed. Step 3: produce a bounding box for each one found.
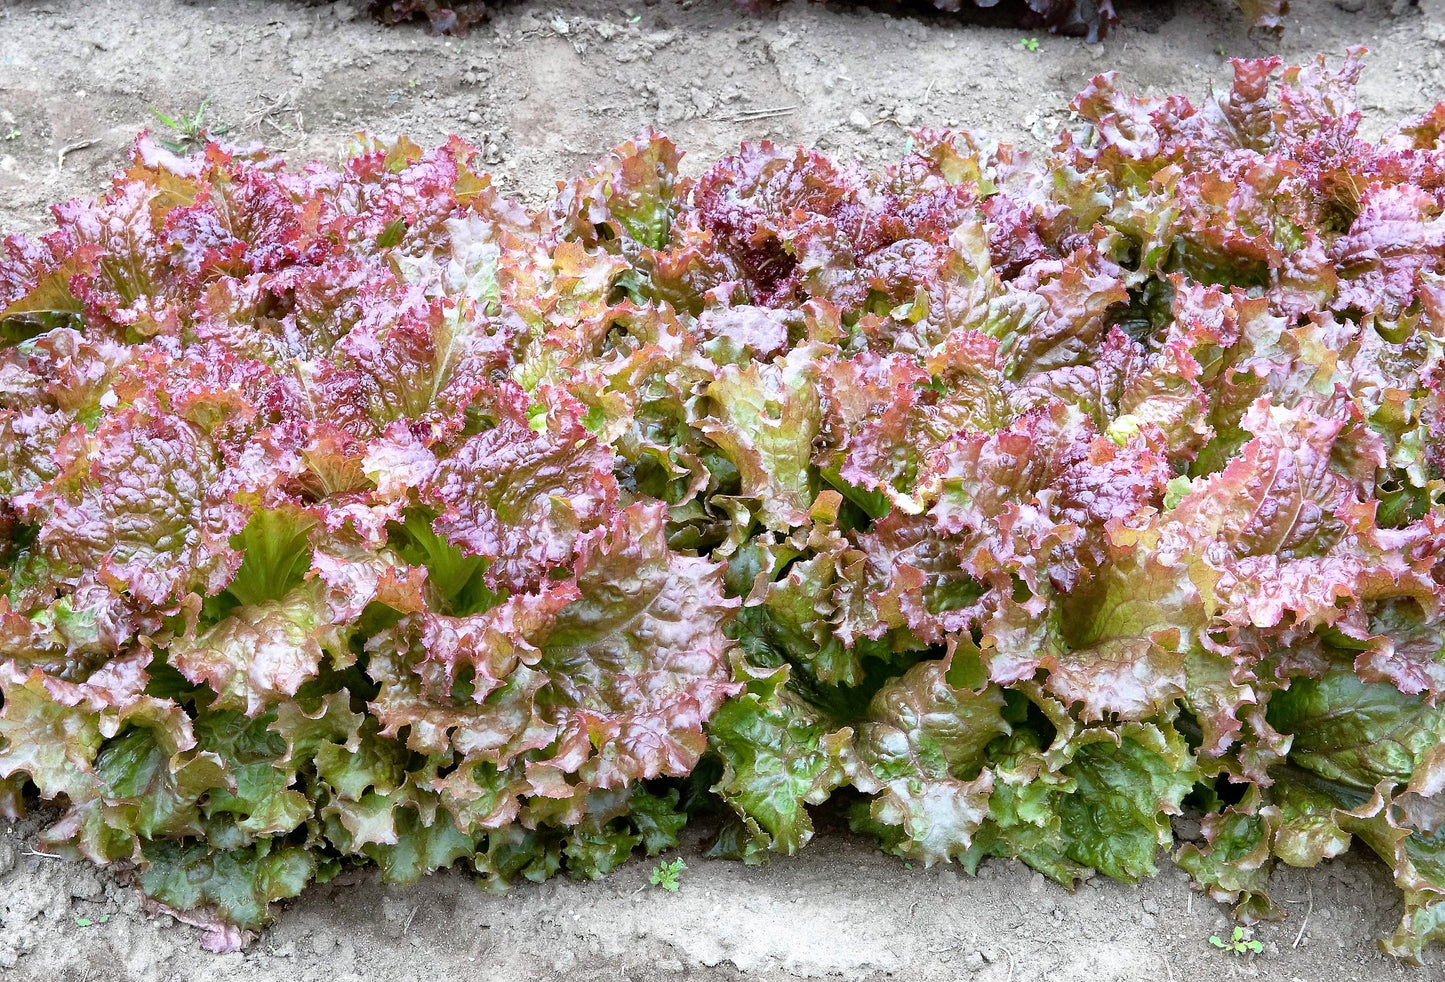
[3,1,1445,980]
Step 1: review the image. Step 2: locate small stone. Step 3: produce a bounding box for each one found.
[0,841,15,876]
[1140,913,1156,929]
[69,868,103,901]
[1029,872,1045,893]
[848,109,871,132]
[333,2,358,22]
[467,111,482,124]
[550,15,570,34]
[1173,817,1203,842]
[657,92,688,125]
[0,947,17,970]
[962,951,985,970]
[1141,898,1159,915]
[894,104,917,127]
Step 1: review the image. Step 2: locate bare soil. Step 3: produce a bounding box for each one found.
[2,0,1445,979]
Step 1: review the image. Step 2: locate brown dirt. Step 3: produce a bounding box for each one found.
[3,0,1445,979]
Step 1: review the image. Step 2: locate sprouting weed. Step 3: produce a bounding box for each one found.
[1209,926,1264,956]
[150,99,227,154]
[649,857,686,892]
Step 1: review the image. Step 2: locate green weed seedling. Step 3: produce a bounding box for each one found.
[1210,926,1263,956]
[649,857,686,892]
[150,99,227,154]
[1020,37,1040,52]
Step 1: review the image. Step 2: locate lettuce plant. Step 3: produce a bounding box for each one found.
[3,52,1445,961]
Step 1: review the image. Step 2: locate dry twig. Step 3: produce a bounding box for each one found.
[1000,945,1015,982]
[726,105,796,123]
[1293,874,1314,949]
[56,139,96,170]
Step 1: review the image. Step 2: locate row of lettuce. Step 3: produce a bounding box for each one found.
[2,51,1445,958]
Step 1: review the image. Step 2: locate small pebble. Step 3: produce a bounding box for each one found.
[1173,817,1203,842]
[68,868,103,901]
[467,111,482,124]
[848,109,870,132]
